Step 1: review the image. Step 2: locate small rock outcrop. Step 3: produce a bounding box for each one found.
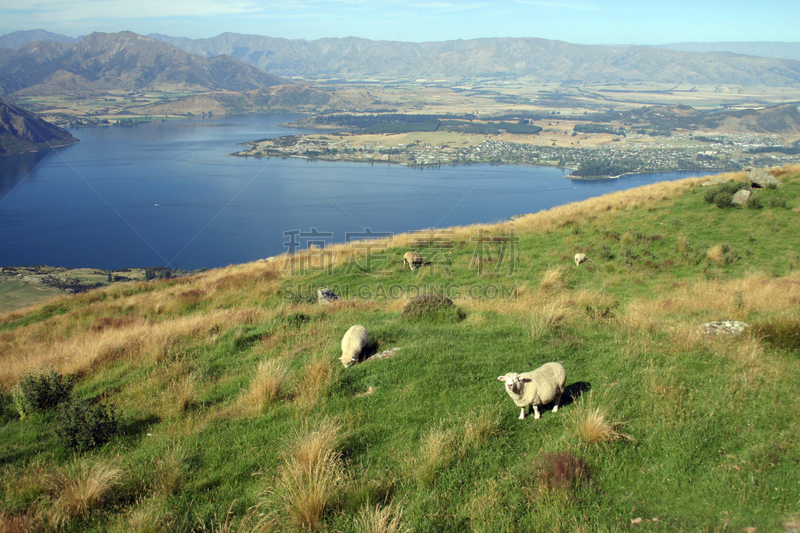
[732,189,752,205]
[746,167,782,188]
[697,320,750,336]
[317,287,338,304]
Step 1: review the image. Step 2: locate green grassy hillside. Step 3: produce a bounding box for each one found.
[1,166,799,532]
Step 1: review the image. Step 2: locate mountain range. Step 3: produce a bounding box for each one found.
[3,30,800,87]
[0,31,290,97]
[145,33,800,86]
[0,97,77,155]
[658,41,800,61]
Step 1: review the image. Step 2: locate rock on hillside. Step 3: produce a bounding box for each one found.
[0,97,78,155]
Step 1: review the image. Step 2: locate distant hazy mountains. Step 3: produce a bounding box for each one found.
[0,29,80,49]
[145,33,800,86]
[0,31,290,97]
[658,42,800,62]
[3,30,800,88]
[0,98,77,155]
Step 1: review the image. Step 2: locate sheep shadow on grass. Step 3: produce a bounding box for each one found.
[561,381,592,408]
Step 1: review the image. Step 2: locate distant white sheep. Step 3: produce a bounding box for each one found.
[340,325,369,367]
[403,251,423,270]
[574,253,588,266]
[498,362,566,420]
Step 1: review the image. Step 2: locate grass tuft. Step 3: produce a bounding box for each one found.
[530,299,574,339]
[274,419,344,531]
[48,461,122,529]
[539,266,565,290]
[568,391,632,444]
[355,503,411,533]
[242,359,289,414]
[411,424,456,487]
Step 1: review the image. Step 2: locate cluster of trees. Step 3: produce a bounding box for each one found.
[573,123,624,135]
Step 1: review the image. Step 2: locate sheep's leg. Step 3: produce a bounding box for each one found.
[532,404,541,420]
[552,392,562,413]
[518,407,525,420]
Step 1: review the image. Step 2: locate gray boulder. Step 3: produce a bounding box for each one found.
[732,189,752,205]
[697,320,750,336]
[746,167,782,188]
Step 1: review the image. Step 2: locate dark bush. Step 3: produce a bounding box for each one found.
[286,312,311,328]
[704,181,748,209]
[55,398,120,451]
[12,371,75,419]
[752,319,800,352]
[769,197,788,208]
[402,294,465,323]
[746,194,763,209]
[714,191,735,209]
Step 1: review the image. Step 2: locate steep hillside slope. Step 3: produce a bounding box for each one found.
[0,97,77,155]
[0,31,290,97]
[1,166,799,532]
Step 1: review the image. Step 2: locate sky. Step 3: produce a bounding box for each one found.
[0,0,798,46]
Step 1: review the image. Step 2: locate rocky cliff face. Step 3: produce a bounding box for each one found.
[0,98,78,156]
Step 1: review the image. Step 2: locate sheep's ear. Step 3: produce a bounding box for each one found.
[498,376,506,381]
[522,378,532,382]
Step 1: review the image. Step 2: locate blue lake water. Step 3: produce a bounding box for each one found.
[0,114,711,270]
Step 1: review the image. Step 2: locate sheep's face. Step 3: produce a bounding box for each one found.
[498,373,522,394]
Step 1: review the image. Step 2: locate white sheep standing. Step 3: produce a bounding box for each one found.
[340,325,369,367]
[403,251,423,270]
[498,362,566,420]
[574,253,588,266]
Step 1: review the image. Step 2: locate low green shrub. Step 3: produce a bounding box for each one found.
[769,197,788,208]
[286,312,311,328]
[12,371,75,419]
[54,398,121,451]
[402,294,466,323]
[746,194,763,209]
[714,191,735,209]
[704,181,748,209]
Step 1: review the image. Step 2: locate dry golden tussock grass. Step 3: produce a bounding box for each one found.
[568,391,631,444]
[530,298,576,339]
[462,407,502,450]
[355,503,411,533]
[293,355,334,413]
[240,358,289,415]
[106,496,170,533]
[0,309,267,390]
[706,244,726,263]
[411,424,457,487]
[272,418,344,531]
[152,444,188,498]
[47,461,122,529]
[539,266,565,290]
[622,272,800,335]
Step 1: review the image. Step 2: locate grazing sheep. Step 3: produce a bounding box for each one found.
[574,253,588,266]
[340,325,369,367]
[403,251,423,270]
[498,362,566,420]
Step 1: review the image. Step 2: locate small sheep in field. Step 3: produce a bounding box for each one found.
[498,362,566,420]
[403,251,423,270]
[574,253,588,266]
[340,325,368,367]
